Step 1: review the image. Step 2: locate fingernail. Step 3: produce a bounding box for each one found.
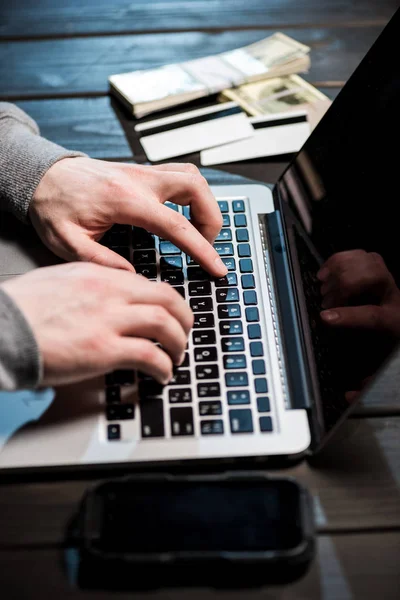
[317,267,329,281]
[214,256,228,275]
[177,352,186,366]
[321,310,339,322]
[161,373,172,385]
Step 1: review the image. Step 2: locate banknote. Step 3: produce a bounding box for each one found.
[221,75,331,129]
[109,33,311,117]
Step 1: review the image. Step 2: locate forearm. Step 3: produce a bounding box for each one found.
[0,288,41,390]
[0,102,86,222]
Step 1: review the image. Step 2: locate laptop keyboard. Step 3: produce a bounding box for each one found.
[102,198,274,443]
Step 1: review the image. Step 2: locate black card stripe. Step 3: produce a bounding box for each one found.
[137,105,243,137]
[252,114,307,130]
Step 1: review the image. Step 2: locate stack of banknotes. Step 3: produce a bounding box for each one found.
[109,32,331,164]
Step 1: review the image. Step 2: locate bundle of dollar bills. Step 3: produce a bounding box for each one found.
[109,32,310,118]
[220,74,331,130]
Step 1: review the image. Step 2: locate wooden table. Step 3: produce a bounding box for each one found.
[1,1,400,597]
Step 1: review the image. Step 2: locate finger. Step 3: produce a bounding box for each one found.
[73,235,135,272]
[126,280,194,335]
[317,250,367,281]
[113,337,173,384]
[320,306,385,330]
[115,304,187,365]
[137,203,227,277]
[155,170,223,244]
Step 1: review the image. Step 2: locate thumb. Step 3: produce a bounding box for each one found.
[320,305,386,332]
[75,236,135,272]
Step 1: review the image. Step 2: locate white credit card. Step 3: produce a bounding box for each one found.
[200,110,310,166]
[135,102,254,162]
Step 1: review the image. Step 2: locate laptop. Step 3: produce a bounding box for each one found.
[1,10,400,471]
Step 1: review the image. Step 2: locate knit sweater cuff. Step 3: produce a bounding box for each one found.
[0,103,86,223]
[0,288,42,390]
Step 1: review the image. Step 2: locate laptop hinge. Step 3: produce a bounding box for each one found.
[265,210,312,412]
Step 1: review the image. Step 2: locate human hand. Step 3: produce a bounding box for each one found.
[1,263,193,387]
[30,158,227,277]
[317,250,400,336]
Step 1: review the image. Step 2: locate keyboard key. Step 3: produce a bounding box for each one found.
[140,398,165,438]
[181,352,190,367]
[215,273,237,287]
[222,214,231,227]
[193,330,216,345]
[225,372,248,387]
[218,304,241,319]
[136,264,157,279]
[170,407,194,436]
[106,404,135,421]
[239,259,253,273]
[227,390,250,405]
[216,229,232,242]
[222,257,236,271]
[111,246,130,261]
[241,274,255,289]
[183,206,191,219]
[175,286,186,298]
[236,229,249,242]
[197,382,221,397]
[219,320,243,335]
[260,416,273,432]
[245,307,259,322]
[194,347,217,362]
[161,270,184,285]
[252,360,266,375]
[132,228,155,249]
[105,370,135,386]
[238,244,251,257]
[250,342,264,357]
[105,386,121,404]
[216,288,239,303]
[108,227,130,247]
[248,323,261,339]
[218,200,229,212]
[133,250,156,265]
[244,290,257,305]
[255,378,268,394]
[221,337,245,352]
[214,243,234,256]
[232,200,245,212]
[189,281,212,296]
[160,241,181,255]
[234,214,247,227]
[229,409,253,433]
[138,380,164,398]
[196,364,219,380]
[190,297,213,312]
[199,401,222,416]
[107,424,121,441]
[257,397,270,412]
[201,420,224,435]
[169,388,192,403]
[165,202,179,211]
[194,313,215,329]
[187,267,210,281]
[169,370,191,385]
[160,256,182,269]
[224,354,247,369]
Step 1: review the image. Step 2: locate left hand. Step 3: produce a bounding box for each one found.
[29,157,227,277]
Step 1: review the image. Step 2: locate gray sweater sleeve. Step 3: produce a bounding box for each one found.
[0,103,86,390]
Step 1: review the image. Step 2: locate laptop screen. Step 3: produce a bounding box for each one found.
[275,9,400,435]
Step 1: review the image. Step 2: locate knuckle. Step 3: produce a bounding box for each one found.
[151,305,169,326]
[181,162,200,175]
[139,341,158,365]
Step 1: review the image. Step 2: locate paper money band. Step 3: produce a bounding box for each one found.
[252,114,308,130]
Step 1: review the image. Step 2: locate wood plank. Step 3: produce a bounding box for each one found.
[0,0,396,39]
[15,97,132,159]
[0,27,383,99]
[0,532,399,598]
[0,417,399,546]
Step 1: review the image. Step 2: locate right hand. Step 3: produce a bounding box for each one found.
[1,262,193,387]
